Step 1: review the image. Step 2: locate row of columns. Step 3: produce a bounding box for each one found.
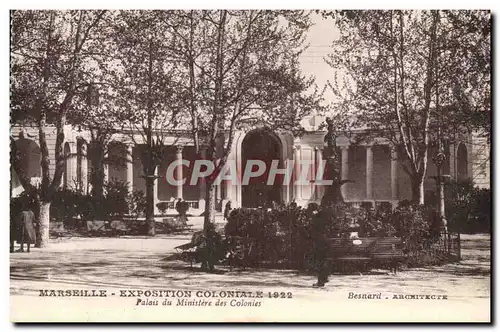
[65,138,463,209]
[73,141,400,207]
[125,145,185,210]
[309,145,400,202]
[123,145,224,211]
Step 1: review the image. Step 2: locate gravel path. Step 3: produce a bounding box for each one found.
[9,232,490,322]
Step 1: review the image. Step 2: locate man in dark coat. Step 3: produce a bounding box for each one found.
[223,201,232,221]
[175,198,189,225]
[10,210,37,253]
[312,208,329,287]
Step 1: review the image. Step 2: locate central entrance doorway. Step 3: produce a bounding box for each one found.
[241,129,282,208]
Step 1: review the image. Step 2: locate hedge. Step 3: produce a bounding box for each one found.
[224,201,445,269]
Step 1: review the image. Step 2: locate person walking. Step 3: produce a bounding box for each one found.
[312,208,329,288]
[176,198,189,226]
[223,200,232,221]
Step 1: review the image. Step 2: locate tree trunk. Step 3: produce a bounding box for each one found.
[203,182,217,233]
[438,179,446,230]
[36,201,51,248]
[145,175,156,236]
[410,176,425,205]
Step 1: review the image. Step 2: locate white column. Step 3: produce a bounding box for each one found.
[294,145,302,201]
[314,146,322,200]
[223,172,230,201]
[176,146,183,200]
[153,165,159,215]
[81,144,88,194]
[68,142,78,190]
[103,151,109,184]
[366,145,373,200]
[391,147,399,201]
[216,182,222,203]
[341,146,349,200]
[126,144,134,194]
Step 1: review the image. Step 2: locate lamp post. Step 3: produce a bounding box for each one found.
[431,150,450,233]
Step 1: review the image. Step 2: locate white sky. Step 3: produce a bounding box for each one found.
[299,12,339,103]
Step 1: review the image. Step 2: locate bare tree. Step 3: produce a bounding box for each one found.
[109,11,183,236]
[165,10,324,231]
[11,10,106,247]
[325,10,490,205]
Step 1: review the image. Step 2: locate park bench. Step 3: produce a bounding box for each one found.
[326,237,404,274]
[49,221,65,237]
[86,220,130,236]
[225,236,255,270]
[174,241,198,267]
[174,231,208,267]
[175,230,228,269]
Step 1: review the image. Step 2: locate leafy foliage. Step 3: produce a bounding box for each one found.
[18,180,148,223]
[11,10,325,238]
[225,204,355,268]
[162,10,324,228]
[50,189,84,223]
[104,180,130,218]
[128,188,147,219]
[445,179,491,233]
[324,10,491,203]
[223,201,451,269]
[11,10,107,246]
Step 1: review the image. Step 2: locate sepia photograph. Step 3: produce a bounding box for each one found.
[8,8,491,323]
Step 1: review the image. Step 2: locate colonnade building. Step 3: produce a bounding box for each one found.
[11,115,489,215]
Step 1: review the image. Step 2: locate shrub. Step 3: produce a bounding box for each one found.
[265,204,312,267]
[445,179,491,233]
[226,206,290,267]
[225,203,362,269]
[104,180,129,218]
[362,207,397,237]
[76,194,94,220]
[196,223,226,271]
[224,200,448,269]
[51,188,84,223]
[321,203,366,238]
[11,180,148,228]
[128,189,147,218]
[393,204,431,244]
[156,202,169,215]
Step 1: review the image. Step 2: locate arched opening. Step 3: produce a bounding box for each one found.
[14,136,41,180]
[12,135,41,195]
[457,143,468,180]
[241,129,282,208]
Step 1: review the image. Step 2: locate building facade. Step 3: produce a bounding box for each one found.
[11,115,488,216]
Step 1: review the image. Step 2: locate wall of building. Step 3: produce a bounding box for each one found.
[11,124,490,215]
[470,132,490,189]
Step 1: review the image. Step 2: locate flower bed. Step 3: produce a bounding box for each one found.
[224,202,447,269]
